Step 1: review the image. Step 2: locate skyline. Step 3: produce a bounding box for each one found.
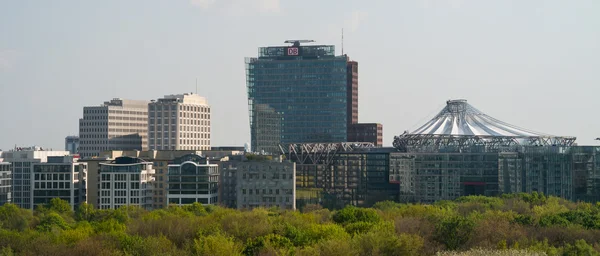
[1,0,599,150]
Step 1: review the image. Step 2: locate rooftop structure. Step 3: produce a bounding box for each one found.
[393,100,576,152]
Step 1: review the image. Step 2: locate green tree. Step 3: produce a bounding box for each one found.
[0,203,32,231]
[47,198,73,215]
[562,240,599,256]
[332,206,382,225]
[37,212,70,232]
[193,233,242,256]
[75,202,96,222]
[435,215,475,250]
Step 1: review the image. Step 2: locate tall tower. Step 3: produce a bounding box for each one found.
[148,93,211,151]
[246,40,350,153]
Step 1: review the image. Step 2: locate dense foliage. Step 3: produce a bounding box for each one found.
[2,194,600,255]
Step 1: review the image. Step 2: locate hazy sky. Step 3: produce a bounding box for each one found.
[1,0,599,150]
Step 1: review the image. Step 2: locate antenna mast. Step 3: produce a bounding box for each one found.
[195,78,198,94]
[342,28,344,56]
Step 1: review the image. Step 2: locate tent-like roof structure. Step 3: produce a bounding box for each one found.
[393,100,576,152]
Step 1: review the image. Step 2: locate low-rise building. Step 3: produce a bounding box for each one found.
[31,156,87,210]
[2,147,70,209]
[237,159,296,210]
[0,162,11,205]
[167,154,219,205]
[98,156,154,210]
[219,161,239,208]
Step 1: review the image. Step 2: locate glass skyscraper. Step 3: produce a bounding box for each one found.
[246,41,350,153]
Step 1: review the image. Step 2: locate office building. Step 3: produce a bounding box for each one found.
[246,40,383,153]
[2,147,70,209]
[246,40,350,153]
[348,123,383,146]
[65,136,80,154]
[98,150,200,209]
[98,156,155,210]
[79,98,149,158]
[237,159,296,210]
[219,162,238,208]
[167,154,219,205]
[31,156,87,210]
[148,93,211,151]
[284,143,397,209]
[0,162,11,205]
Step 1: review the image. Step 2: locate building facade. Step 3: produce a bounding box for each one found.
[31,156,87,210]
[285,143,398,209]
[2,147,70,209]
[98,157,154,210]
[79,98,149,158]
[237,159,296,210]
[219,162,238,208]
[167,154,219,205]
[0,163,11,205]
[148,93,211,151]
[246,41,383,153]
[98,150,202,209]
[65,136,80,154]
[246,41,351,153]
[348,123,383,146]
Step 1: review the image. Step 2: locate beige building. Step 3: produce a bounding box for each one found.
[99,150,200,209]
[79,98,149,158]
[148,93,211,151]
[83,149,240,209]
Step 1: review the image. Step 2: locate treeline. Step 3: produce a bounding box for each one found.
[1,193,600,255]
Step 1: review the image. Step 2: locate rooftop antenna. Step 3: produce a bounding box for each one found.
[342,28,344,56]
[195,78,198,94]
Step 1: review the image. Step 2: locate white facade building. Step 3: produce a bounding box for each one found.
[2,147,70,209]
[0,162,11,205]
[98,156,154,210]
[148,93,211,151]
[79,98,149,158]
[31,156,87,210]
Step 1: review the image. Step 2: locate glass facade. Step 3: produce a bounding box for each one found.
[294,151,398,209]
[167,154,219,205]
[246,44,349,153]
[288,144,600,208]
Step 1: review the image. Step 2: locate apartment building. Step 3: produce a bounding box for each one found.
[79,98,149,158]
[148,93,211,151]
[31,156,87,210]
[98,156,155,210]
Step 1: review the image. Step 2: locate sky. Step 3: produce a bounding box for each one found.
[0,0,599,150]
